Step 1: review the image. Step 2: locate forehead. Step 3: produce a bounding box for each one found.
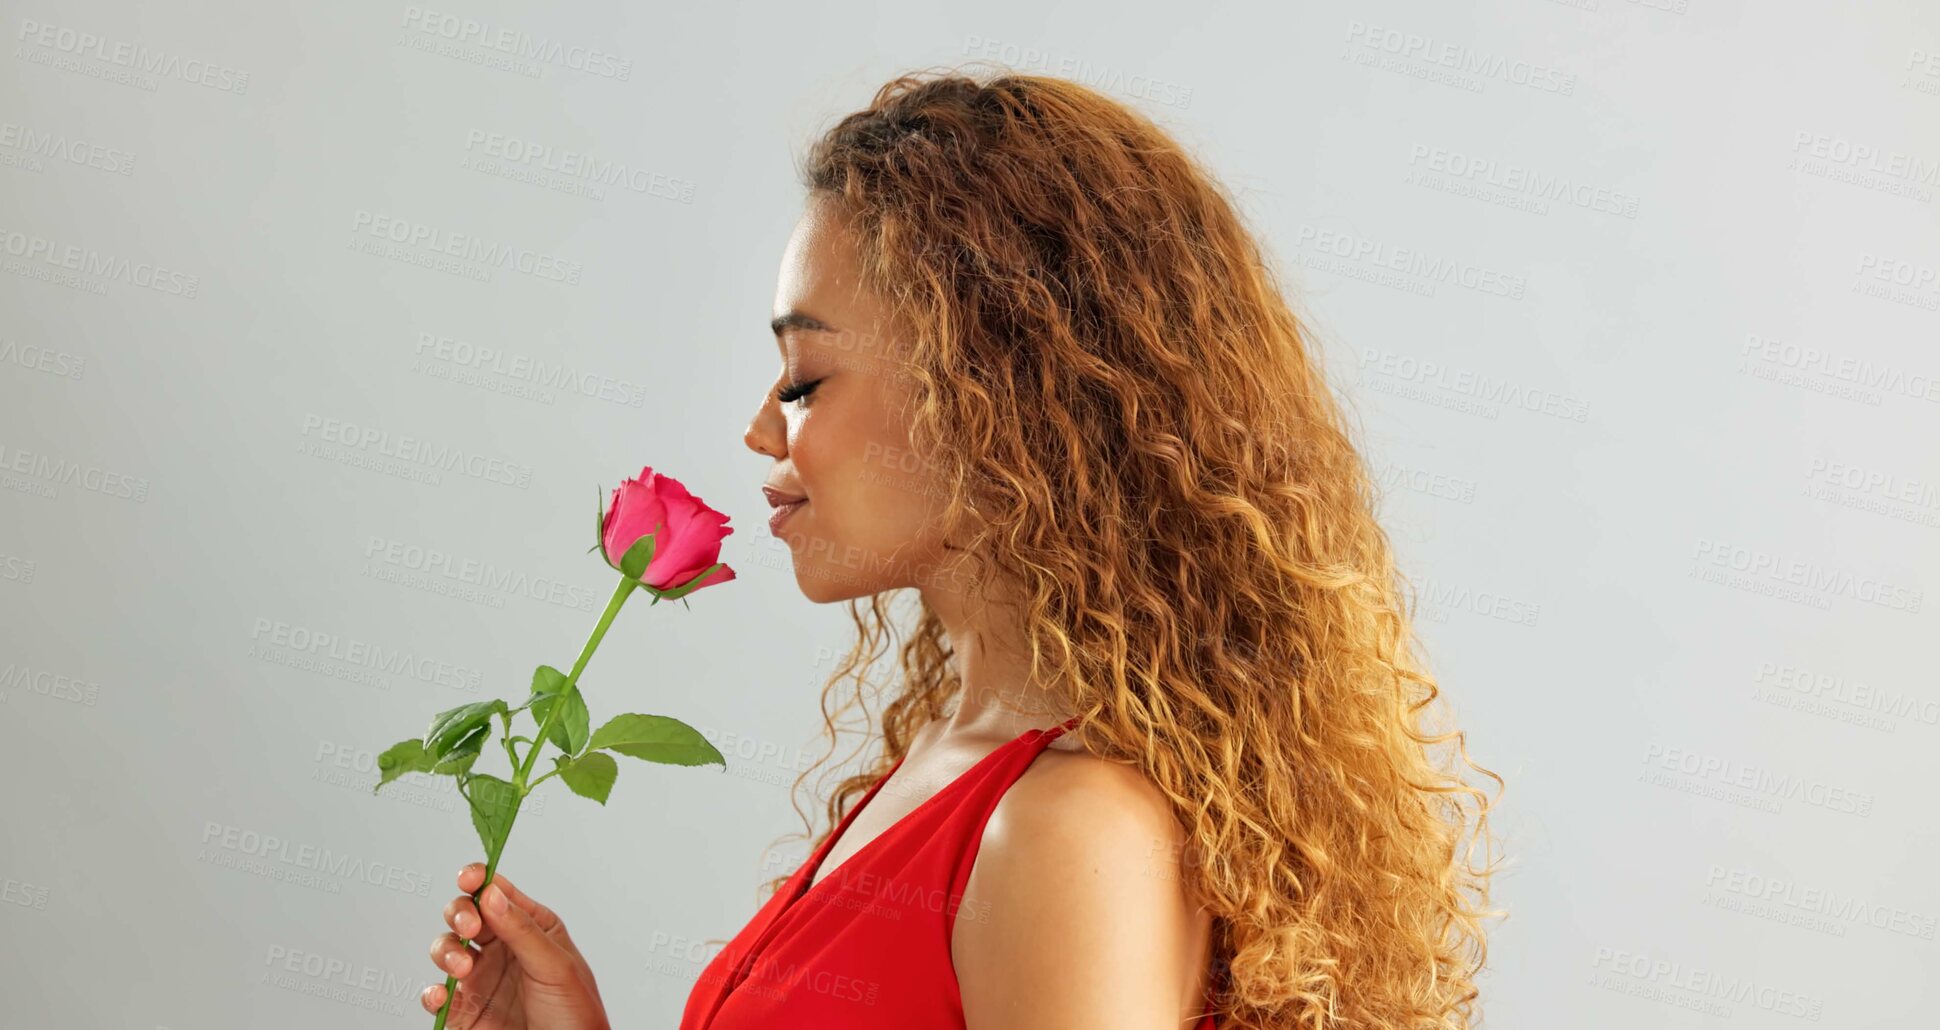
[773,197,885,339]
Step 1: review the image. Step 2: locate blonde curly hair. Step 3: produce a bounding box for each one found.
[763,65,1507,1030]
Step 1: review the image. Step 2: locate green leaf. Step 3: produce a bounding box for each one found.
[374,738,436,793]
[533,683,590,757]
[425,700,507,757]
[514,665,567,723]
[595,486,609,565]
[555,751,619,804]
[588,714,726,768]
[432,723,490,775]
[619,532,658,580]
[532,665,569,695]
[464,774,521,860]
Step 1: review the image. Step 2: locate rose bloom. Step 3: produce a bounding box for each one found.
[601,466,736,594]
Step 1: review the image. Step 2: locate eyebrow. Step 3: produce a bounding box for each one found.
[770,311,839,336]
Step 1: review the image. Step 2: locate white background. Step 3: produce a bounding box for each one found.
[2,2,1936,1027]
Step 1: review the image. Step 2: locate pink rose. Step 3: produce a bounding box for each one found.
[600,466,737,594]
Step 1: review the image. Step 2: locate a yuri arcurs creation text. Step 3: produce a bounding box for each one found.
[373,465,738,1029]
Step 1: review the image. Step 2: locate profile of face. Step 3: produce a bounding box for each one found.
[743,195,958,604]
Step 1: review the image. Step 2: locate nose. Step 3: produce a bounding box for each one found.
[744,392,786,459]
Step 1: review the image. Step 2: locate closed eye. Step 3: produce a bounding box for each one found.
[776,377,822,404]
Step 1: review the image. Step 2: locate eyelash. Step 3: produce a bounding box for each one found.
[775,377,822,405]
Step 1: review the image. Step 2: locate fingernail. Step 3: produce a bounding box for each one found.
[488,885,508,913]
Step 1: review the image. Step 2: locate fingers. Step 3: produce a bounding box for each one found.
[476,881,577,985]
[446,892,491,945]
[456,865,560,934]
[429,931,479,979]
[420,981,496,1025]
[457,862,487,893]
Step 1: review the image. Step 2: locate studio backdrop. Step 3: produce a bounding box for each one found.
[2,2,1936,1027]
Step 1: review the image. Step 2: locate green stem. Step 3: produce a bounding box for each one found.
[430,576,638,1030]
[517,577,636,789]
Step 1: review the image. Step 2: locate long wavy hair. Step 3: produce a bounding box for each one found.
[760,65,1506,1030]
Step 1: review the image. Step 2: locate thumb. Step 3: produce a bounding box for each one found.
[479,883,576,986]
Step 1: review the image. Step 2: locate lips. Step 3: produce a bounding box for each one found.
[763,485,807,536]
[767,498,805,535]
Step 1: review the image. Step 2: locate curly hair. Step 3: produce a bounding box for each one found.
[759,64,1507,1030]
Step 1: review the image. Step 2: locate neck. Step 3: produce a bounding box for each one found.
[918,567,1075,741]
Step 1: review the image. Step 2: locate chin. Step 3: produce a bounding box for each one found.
[787,536,910,603]
[780,521,938,603]
[792,562,880,604]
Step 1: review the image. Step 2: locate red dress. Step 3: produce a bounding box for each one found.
[679,715,1220,1028]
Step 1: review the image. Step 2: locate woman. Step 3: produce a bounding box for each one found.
[423,67,1502,1030]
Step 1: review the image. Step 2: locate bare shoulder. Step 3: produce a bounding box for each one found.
[954,747,1212,1029]
[993,745,1186,859]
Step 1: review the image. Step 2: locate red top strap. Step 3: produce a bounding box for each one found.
[678,715,1216,1028]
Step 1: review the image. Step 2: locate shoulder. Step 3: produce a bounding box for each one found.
[989,747,1184,865]
[954,748,1210,1028]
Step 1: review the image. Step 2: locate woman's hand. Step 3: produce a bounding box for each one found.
[424,863,612,1029]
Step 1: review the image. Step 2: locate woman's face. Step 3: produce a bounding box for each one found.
[743,196,955,603]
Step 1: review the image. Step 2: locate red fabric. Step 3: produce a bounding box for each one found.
[680,715,1219,1028]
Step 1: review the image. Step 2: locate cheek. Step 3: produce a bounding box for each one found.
[790,398,897,484]
[784,410,832,487]
[794,411,933,537]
